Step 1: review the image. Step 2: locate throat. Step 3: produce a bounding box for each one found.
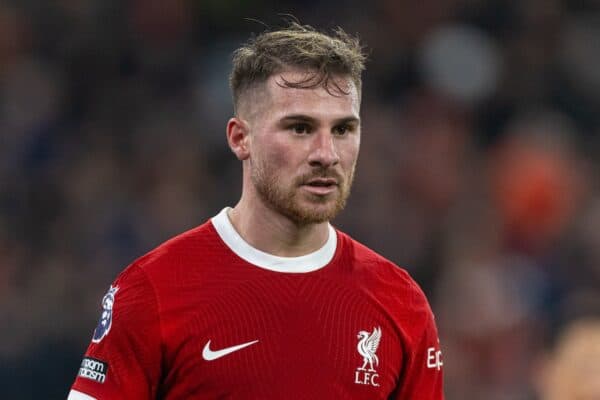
[227,205,331,257]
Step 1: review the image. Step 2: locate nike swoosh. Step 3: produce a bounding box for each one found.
[202,339,259,361]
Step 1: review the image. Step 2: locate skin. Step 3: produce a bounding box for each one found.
[226,69,361,257]
[536,320,600,400]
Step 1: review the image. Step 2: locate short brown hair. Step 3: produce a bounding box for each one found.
[230,22,366,113]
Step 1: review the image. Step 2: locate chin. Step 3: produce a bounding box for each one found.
[288,200,344,225]
[255,179,348,225]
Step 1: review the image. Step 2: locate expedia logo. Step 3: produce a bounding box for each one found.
[78,357,108,384]
[92,285,118,343]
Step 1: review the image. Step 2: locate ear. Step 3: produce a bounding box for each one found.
[226,117,250,160]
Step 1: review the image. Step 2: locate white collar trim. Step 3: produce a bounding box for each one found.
[211,207,337,273]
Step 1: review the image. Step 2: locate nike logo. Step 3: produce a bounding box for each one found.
[202,339,259,361]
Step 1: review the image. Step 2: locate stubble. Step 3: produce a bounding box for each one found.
[251,158,355,226]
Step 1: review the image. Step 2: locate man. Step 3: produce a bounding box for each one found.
[68,22,444,399]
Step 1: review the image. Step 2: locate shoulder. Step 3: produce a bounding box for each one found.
[337,230,420,289]
[136,218,219,271]
[335,230,439,350]
[114,218,222,288]
[336,229,432,313]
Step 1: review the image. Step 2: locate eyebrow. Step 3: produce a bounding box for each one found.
[279,114,361,126]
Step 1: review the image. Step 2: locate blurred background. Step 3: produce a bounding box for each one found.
[0,0,599,398]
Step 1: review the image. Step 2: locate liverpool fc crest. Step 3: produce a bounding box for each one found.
[355,326,381,387]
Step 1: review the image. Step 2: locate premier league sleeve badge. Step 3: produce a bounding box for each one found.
[92,285,119,343]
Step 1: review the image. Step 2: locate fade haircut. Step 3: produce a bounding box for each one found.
[230,22,367,114]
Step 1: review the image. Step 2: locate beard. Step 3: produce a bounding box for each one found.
[251,159,355,226]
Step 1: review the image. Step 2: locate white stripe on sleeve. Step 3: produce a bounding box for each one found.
[67,389,97,400]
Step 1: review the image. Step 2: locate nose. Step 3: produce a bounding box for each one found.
[308,131,340,168]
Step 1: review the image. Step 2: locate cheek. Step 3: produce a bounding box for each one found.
[339,138,360,168]
[267,134,306,166]
[268,146,291,167]
[254,135,296,171]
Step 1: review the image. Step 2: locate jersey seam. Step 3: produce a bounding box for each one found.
[131,262,165,395]
[326,246,424,365]
[340,238,427,350]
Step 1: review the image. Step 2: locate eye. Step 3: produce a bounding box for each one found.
[333,124,353,136]
[290,123,312,135]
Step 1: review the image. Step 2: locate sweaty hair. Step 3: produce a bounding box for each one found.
[230,22,366,114]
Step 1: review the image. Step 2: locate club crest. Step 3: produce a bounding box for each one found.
[92,285,119,343]
[355,326,382,387]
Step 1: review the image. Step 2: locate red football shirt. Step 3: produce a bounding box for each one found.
[69,208,444,399]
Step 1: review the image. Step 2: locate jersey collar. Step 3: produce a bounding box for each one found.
[211,207,337,273]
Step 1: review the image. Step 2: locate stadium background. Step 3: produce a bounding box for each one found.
[1,1,599,398]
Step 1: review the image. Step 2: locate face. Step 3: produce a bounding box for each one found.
[242,70,361,225]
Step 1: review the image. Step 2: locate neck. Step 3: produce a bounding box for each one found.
[228,194,331,257]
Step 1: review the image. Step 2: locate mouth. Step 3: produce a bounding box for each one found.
[302,178,339,195]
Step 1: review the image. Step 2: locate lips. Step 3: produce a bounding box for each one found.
[305,178,338,187]
[302,177,339,195]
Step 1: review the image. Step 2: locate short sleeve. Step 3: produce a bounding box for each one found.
[70,264,162,400]
[393,302,444,399]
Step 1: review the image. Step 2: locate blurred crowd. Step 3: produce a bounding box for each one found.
[0,0,599,398]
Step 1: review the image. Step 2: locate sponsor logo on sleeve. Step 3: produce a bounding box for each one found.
[427,345,443,370]
[78,357,108,384]
[92,285,118,343]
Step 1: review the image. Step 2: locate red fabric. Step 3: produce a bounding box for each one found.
[71,220,443,399]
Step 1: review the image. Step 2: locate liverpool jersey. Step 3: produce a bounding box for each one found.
[69,208,444,399]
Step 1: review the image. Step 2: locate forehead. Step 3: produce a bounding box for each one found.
[261,70,361,119]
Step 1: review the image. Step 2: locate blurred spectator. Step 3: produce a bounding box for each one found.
[532,292,600,400]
